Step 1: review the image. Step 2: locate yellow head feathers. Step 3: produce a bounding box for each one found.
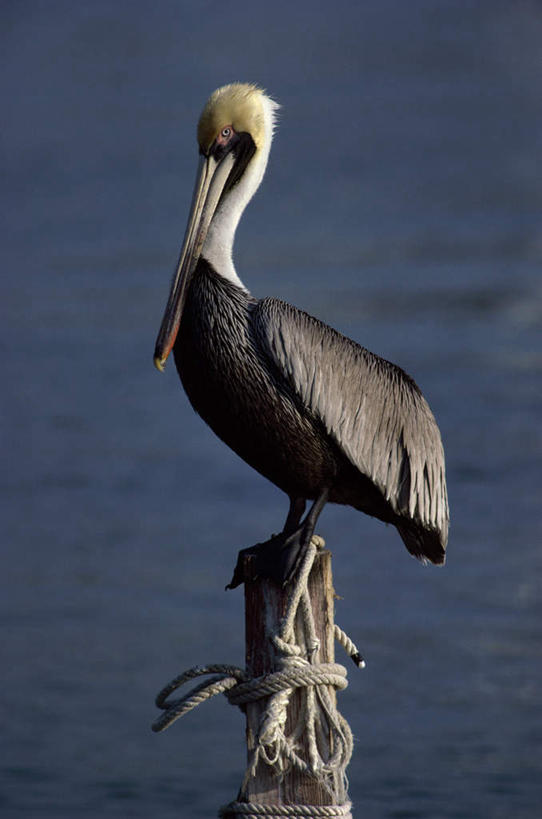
[197,83,272,154]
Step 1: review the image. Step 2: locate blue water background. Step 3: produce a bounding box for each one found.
[2,1,541,817]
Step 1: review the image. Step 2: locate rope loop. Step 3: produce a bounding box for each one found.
[152,664,248,733]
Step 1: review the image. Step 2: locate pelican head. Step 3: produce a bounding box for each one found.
[154,83,278,372]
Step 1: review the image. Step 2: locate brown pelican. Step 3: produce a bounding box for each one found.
[154,83,449,585]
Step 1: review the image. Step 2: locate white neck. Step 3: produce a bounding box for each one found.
[201,95,278,289]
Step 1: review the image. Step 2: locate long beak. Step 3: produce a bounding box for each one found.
[153,151,235,372]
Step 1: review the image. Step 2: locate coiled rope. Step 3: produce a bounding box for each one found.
[219,803,352,817]
[152,538,363,819]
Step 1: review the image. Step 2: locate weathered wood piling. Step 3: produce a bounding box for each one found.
[153,538,357,818]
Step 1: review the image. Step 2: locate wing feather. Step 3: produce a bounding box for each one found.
[255,298,449,544]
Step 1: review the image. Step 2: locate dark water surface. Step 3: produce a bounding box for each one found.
[2,2,541,817]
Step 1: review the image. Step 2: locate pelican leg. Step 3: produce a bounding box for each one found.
[283,496,307,535]
[277,488,329,583]
[226,489,328,589]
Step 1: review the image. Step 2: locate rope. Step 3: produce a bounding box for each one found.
[219,801,352,817]
[153,665,247,733]
[334,625,365,669]
[152,537,363,818]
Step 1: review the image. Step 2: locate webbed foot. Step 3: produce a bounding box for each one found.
[226,528,310,589]
[226,489,330,590]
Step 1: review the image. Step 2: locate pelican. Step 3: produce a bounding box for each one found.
[154,83,449,586]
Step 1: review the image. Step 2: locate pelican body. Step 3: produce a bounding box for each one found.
[154,84,449,583]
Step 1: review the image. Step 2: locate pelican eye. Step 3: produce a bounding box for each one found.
[211,125,237,160]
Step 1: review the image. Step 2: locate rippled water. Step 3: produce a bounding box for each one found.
[2,2,541,817]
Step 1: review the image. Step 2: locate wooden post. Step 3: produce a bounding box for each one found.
[240,546,350,811]
[152,540,354,818]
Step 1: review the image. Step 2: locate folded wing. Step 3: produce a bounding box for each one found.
[255,298,449,557]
